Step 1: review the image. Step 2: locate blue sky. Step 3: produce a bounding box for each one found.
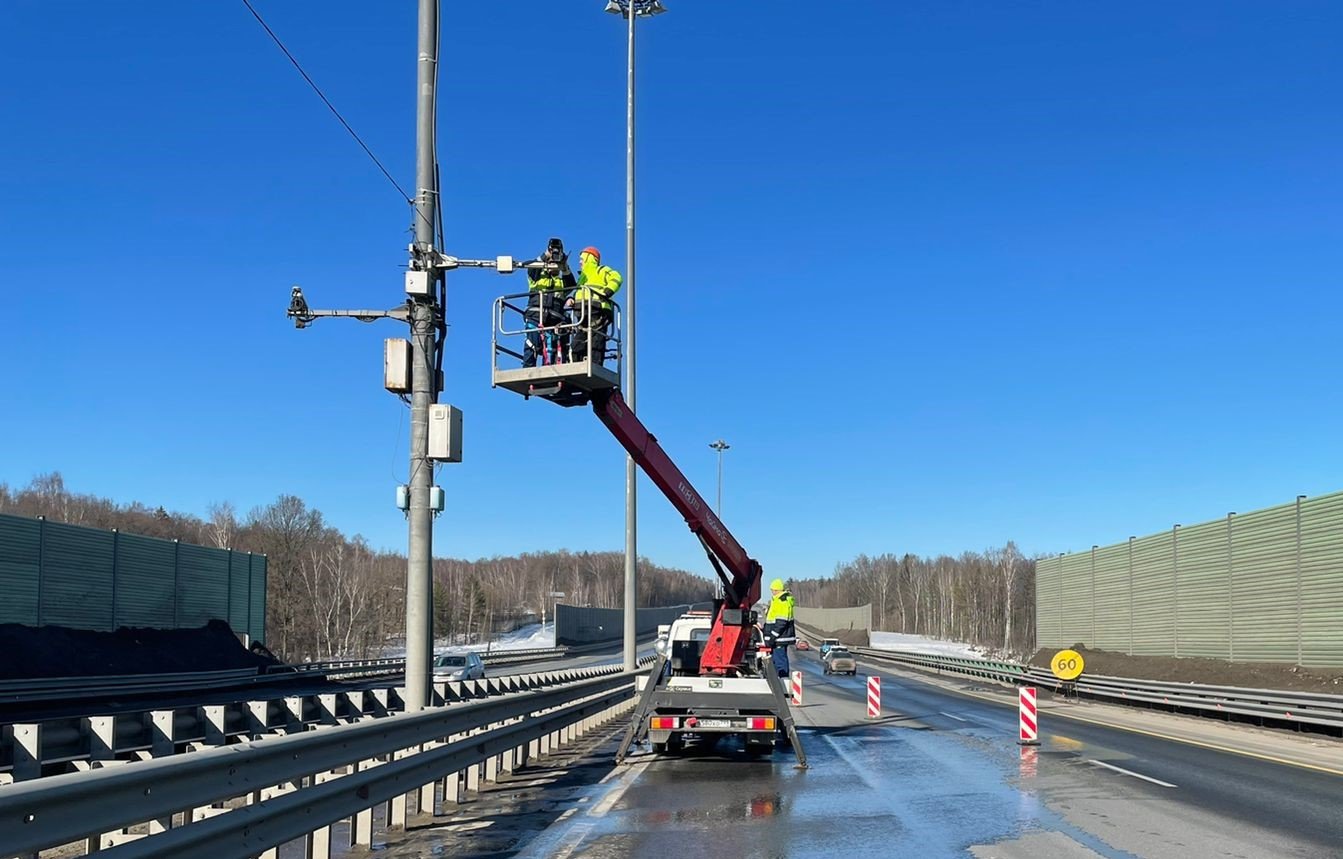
[2,1,1341,581]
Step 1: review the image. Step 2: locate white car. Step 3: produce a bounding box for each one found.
[432,651,485,681]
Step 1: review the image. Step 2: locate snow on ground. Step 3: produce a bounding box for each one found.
[868,631,983,659]
[380,622,556,658]
[438,622,556,654]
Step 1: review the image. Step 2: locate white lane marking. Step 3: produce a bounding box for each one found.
[1087,759,1177,788]
[940,711,968,722]
[515,760,650,859]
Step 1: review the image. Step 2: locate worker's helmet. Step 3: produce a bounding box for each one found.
[769,578,785,592]
[580,246,601,263]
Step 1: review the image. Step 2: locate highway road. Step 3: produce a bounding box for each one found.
[366,650,1343,859]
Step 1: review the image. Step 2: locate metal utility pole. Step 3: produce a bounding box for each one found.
[606,0,666,673]
[404,0,441,713]
[709,439,730,517]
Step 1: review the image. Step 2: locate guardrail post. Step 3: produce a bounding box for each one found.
[350,759,375,846]
[318,693,339,725]
[202,704,227,746]
[87,715,116,763]
[146,711,176,834]
[419,768,437,816]
[466,759,482,792]
[390,751,409,827]
[247,700,270,738]
[285,696,305,732]
[371,688,390,717]
[12,723,41,781]
[149,710,174,757]
[442,768,462,805]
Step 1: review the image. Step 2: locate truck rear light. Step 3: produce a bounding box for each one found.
[650,717,679,730]
[748,717,775,731]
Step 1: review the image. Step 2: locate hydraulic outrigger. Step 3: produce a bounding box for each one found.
[491,269,807,766]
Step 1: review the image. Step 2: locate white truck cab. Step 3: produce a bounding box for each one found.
[636,610,789,757]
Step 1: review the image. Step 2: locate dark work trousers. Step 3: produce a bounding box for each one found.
[523,305,566,367]
[570,305,612,364]
[767,621,793,678]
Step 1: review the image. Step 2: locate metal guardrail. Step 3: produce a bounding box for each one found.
[299,647,571,680]
[0,666,649,858]
[0,662,627,780]
[0,648,573,707]
[0,668,298,705]
[852,646,1343,731]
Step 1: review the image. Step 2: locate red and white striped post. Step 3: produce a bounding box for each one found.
[790,670,803,706]
[1017,686,1039,745]
[866,676,881,718]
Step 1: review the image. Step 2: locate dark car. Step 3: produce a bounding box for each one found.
[432,651,485,681]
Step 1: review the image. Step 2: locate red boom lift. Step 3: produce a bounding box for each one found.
[491,270,806,764]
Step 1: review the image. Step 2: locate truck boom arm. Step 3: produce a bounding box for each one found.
[591,389,763,673]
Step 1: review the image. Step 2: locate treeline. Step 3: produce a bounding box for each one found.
[0,473,715,663]
[789,543,1037,657]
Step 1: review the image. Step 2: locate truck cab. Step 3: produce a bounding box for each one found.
[666,611,714,676]
[819,638,841,659]
[638,610,787,757]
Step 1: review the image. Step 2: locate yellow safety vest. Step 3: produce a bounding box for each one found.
[574,259,623,309]
[765,591,795,623]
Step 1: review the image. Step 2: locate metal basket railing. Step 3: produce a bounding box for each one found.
[492,290,623,376]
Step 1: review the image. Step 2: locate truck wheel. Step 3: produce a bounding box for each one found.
[652,741,667,754]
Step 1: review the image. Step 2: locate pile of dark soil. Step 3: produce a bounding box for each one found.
[1029,644,1343,695]
[0,619,280,680]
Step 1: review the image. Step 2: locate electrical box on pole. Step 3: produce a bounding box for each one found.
[404,270,433,297]
[384,339,411,393]
[427,404,462,462]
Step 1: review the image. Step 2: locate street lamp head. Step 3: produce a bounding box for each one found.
[709,439,730,452]
[605,0,668,17]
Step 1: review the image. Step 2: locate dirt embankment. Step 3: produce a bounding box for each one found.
[0,619,279,680]
[1029,644,1343,694]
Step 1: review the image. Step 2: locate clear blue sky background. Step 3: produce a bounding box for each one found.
[2,1,1340,581]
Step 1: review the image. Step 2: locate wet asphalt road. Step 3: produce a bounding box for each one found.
[375,651,1343,859]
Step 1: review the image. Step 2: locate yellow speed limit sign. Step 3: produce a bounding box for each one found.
[1051,649,1085,681]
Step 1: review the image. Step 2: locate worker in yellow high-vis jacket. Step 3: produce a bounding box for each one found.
[567,246,622,365]
[763,578,796,678]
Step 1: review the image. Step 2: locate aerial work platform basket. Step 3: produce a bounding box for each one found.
[491,291,622,407]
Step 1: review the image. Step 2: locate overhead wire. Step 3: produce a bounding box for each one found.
[239,0,412,204]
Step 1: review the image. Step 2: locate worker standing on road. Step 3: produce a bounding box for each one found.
[763,578,796,678]
[568,246,622,364]
[522,241,576,367]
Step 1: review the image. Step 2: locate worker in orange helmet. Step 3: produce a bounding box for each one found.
[567,246,623,365]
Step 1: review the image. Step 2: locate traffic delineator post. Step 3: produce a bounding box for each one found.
[866,676,881,719]
[1018,685,1040,745]
[790,670,803,706]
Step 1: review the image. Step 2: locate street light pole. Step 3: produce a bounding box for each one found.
[709,439,730,518]
[607,0,665,673]
[405,0,441,713]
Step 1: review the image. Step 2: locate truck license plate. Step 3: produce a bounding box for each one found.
[696,719,733,728]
